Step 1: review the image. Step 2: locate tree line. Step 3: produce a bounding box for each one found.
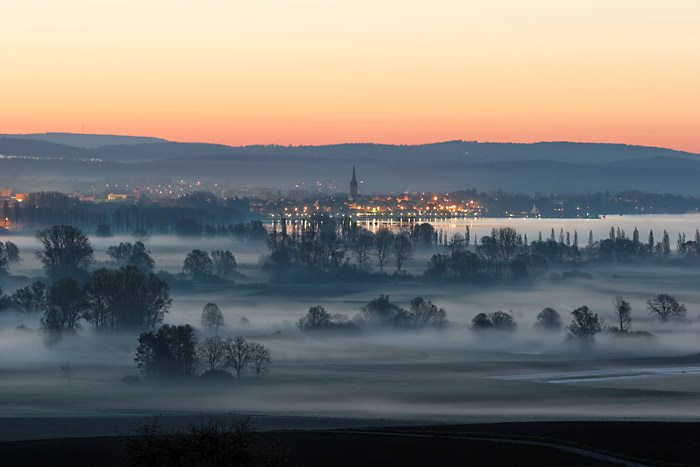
[131,301,270,381]
[0,226,247,329]
[135,326,271,381]
[295,293,687,345]
[471,293,686,342]
[3,222,700,292]
[297,295,447,332]
[31,266,172,345]
[262,220,700,283]
[459,188,700,218]
[2,190,254,236]
[427,226,700,283]
[264,217,423,276]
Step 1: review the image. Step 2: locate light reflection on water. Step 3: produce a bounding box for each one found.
[5,213,700,275]
[270,213,700,242]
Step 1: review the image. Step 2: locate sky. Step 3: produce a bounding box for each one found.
[2,0,699,152]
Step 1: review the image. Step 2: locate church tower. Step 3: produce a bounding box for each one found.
[350,166,358,199]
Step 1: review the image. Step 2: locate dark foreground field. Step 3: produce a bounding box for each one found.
[1,422,698,467]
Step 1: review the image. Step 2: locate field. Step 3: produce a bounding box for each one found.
[2,219,700,443]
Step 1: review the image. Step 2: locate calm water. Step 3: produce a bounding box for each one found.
[355,214,700,243]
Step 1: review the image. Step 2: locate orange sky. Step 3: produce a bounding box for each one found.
[2,0,699,152]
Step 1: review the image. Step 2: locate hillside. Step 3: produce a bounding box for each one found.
[1,135,699,195]
[0,132,166,149]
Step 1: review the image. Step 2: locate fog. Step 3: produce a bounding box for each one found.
[4,139,700,194]
[4,234,267,279]
[2,217,700,433]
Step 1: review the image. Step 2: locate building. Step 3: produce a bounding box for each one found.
[107,193,128,202]
[349,166,358,199]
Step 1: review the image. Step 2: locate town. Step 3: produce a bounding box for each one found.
[4,167,700,234]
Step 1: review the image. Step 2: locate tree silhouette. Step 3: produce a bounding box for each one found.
[40,278,88,345]
[535,307,562,331]
[248,342,272,378]
[183,249,214,277]
[374,228,394,272]
[350,230,374,270]
[647,294,685,321]
[201,303,226,334]
[211,250,237,276]
[392,232,413,272]
[198,335,227,371]
[297,305,333,331]
[135,324,199,379]
[613,296,632,331]
[225,336,250,379]
[567,306,601,342]
[36,225,94,279]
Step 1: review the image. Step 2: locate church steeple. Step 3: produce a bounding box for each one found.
[350,166,358,199]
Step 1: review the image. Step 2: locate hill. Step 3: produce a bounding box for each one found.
[1,135,699,195]
[0,132,166,149]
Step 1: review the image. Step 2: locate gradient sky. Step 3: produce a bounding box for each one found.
[2,0,699,152]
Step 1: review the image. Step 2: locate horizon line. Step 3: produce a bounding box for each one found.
[2,132,698,155]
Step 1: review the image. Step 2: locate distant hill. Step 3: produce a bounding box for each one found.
[94,141,241,162]
[0,137,93,159]
[0,132,166,149]
[1,135,700,195]
[90,140,700,165]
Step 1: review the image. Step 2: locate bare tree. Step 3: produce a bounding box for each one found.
[374,228,394,272]
[647,294,686,321]
[248,342,272,378]
[225,336,250,379]
[392,232,413,272]
[613,296,632,331]
[199,335,228,371]
[350,230,374,270]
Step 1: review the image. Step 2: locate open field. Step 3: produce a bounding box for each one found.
[2,217,700,450]
[3,421,700,466]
